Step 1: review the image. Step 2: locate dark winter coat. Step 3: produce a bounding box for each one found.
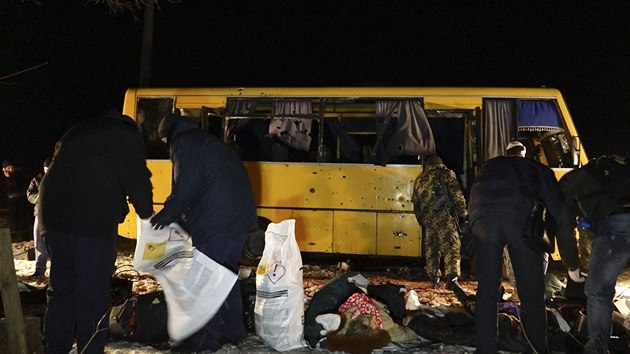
[468,156,579,269]
[27,172,43,215]
[39,110,153,239]
[158,117,257,269]
[557,156,630,246]
[558,157,630,226]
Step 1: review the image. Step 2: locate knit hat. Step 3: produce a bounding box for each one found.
[506,141,526,156]
[424,155,443,166]
[506,141,525,151]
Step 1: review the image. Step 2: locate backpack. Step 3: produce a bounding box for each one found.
[431,180,453,211]
[590,155,630,206]
[109,291,169,345]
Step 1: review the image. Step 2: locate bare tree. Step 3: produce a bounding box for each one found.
[91,0,159,14]
[91,0,177,86]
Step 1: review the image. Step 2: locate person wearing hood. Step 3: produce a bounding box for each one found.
[412,155,468,289]
[468,141,583,354]
[38,109,154,354]
[151,111,257,352]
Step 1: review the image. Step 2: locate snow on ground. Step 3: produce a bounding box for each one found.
[12,240,482,353]
[11,239,630,354]
[12,257,479,353]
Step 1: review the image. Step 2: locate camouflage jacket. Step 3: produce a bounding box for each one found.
[412,164,467,224]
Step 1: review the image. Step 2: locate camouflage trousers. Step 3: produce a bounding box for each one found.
[423,213,461,278]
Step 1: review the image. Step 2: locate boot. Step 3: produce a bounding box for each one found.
[430,276,440,289]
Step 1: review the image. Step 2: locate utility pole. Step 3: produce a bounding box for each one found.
[139,4,154,87]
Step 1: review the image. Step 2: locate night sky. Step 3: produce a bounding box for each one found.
[2,0,629,173]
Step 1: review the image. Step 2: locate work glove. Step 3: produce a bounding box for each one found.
[150,210,172,230]
[568,267,586,283]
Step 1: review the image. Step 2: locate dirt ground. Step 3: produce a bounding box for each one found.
[11,237,516,354]
[21,235,630,354]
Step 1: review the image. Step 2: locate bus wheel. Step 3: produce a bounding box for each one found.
[240,216,271,266]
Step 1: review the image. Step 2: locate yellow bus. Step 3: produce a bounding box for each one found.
[119,87,587,261]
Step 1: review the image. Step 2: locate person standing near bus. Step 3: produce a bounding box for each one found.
[2,159,33,242]
[26,157,52,277]
[151,111,257,352]
[468,141,583,354]
[39,109,154,354]
[558,155,630,354]
[412,155,467,289]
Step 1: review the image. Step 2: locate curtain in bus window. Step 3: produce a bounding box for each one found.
[518,100,563,132]
[269,99,312,151]
[481,99,517,163]
[226,99,259,141]
[373,99,435,166]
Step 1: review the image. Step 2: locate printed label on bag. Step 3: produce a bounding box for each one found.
[266,262,286,284]
[142,242,166,260]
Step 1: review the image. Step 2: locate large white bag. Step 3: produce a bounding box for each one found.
[134,219,238,342]
[254,219,306,351]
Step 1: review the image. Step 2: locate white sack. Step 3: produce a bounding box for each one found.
[254,219,306,351]
[134,219,237,342]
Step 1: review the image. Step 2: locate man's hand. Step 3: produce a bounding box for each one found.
[568,267,586,283]
[140,211,155,222]
[150,210,171,230]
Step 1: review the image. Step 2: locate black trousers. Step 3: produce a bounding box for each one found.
[473,216,547,354]
[43,231,117,354]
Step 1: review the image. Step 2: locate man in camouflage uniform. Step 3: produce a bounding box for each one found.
[412,155,467,288]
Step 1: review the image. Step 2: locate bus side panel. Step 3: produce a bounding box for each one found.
[148,160,174,203]
[256,208,293,226]
[118,160,173,239]
[119,205,138,238]
[377,213,421,257]
[292,210,333,253]
[333,211,377,255]
[243,163,420,212]
[549,168,575,261]
[371,166,420,211]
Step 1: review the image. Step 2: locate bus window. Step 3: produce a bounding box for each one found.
[136,97,174,159]
[223,97,434,165]
[426,109,472,177]
[481,98,572,168]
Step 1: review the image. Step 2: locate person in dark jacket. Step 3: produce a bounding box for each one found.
[39,110,154,354]
[26,157,52,276]
[468,141,582,354]
[2,159,33,242]
[558,155,630,354]
[151,111,257,352]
